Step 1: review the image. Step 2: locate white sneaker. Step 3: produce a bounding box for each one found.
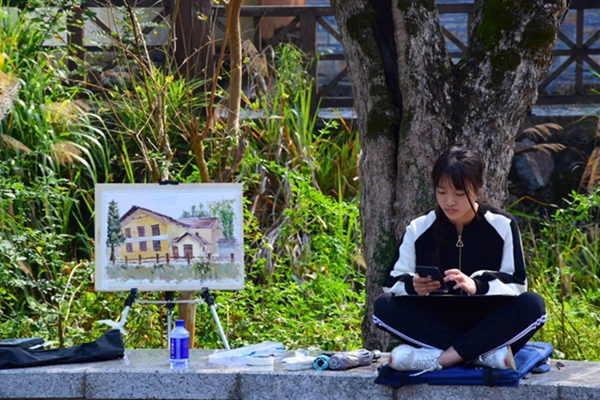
[389,344,443,374]
[473,346,517,370]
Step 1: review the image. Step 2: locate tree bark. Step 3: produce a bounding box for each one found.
[225,0,244,139]
[329,0,401,350]
[331,0,570,350]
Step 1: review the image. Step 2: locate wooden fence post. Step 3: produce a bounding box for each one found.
[67,5,85,79]
[170,0,214,82]
[299,10,317,112]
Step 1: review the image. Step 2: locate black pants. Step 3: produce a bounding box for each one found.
[373,292,546,362]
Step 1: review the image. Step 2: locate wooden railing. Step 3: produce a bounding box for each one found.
[434,0,600,106]
[220,2,600,107]
[5,0,600,107]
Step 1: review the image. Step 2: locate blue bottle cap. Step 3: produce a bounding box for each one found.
[175,319,185,326]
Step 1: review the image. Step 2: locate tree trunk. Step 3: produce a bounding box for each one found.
[331,0,570,351]
[329,0,402,350]
[177,290,197,347]
[226,0,244,138]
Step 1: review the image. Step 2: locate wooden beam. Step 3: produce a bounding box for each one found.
[536,94,600,105]
[266,16,299,48]
[214,6,333,18]
[299,10,317,111]
[316,16,341,43]
[576,9,584,94]
[67,7,85,75]
[320,97,353,108]
[436,4,474,14]
[170,0,214,81]
[539,56,576,90]
[317,67,348,99]
[441,26,468,51]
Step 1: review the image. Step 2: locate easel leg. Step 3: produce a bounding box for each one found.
[118,288,138,331]
[165,291,175,351]
[201,287,230,350]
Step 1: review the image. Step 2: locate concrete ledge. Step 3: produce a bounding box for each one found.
[0,350,598,400]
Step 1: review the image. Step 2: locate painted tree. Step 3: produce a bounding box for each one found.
[329,0,571,349]
[208,199,236,240]
[181,203,210,218]
[106,199,125,264]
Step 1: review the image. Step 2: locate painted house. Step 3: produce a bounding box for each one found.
[171,232,212,260]
[118,206,223,262]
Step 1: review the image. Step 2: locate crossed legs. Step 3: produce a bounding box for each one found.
[373,292,546,365]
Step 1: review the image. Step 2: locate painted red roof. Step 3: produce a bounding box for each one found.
[178,217,219,229]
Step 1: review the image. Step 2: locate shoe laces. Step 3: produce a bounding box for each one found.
[408,353,442,377]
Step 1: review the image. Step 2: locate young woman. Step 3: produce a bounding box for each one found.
[373,146,546,374]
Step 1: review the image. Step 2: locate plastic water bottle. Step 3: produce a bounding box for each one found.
[170,319,190,369]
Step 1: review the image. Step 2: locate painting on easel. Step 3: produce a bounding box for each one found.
[94,183,244,292]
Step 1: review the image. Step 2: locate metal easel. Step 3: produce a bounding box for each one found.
[98,180,231,350]
[99,287,230,350]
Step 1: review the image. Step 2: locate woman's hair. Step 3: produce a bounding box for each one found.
[431,146,484,234]
[431,146,484,198]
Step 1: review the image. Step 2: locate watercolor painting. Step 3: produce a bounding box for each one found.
[94,183,244,292]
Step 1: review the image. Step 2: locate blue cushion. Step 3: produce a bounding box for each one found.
[374,342,554,387]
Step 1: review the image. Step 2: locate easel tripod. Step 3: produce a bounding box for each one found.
[100,287,230,350]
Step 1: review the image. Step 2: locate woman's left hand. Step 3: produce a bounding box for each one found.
[444,269,477,295]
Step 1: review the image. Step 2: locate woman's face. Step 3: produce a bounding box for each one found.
[435,177,478,228]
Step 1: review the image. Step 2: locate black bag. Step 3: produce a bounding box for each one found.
[0,329,125,369]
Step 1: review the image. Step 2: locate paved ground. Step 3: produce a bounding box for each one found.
[0,349,599,399]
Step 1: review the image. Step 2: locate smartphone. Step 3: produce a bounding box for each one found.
[416,266,449,293]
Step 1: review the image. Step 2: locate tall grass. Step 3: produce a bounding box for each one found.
[0,2,110,257]
[0,1,145,345]
[520,189,600,361]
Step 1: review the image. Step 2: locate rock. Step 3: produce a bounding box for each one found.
[512,146,555,191]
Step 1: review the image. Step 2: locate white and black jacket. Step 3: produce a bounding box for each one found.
[383,203,527,296]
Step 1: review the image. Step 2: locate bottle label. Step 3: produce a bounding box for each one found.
[170,337,189,360]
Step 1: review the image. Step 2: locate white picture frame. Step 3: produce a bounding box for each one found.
[94,183,244,292]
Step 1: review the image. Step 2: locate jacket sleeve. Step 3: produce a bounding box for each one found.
[382,224,418,296]
[470,213,527,296]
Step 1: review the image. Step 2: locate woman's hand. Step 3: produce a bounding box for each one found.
[444,269,477,295]
[413,275,441,296]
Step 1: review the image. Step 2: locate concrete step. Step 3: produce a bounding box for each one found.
[0,349,598,399]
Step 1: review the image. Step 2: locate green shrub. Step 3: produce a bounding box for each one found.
[0,1,110,258]
[522,189,600,361]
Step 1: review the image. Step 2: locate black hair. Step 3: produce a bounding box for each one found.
[431,146,484,248]
[432,146,484,211]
